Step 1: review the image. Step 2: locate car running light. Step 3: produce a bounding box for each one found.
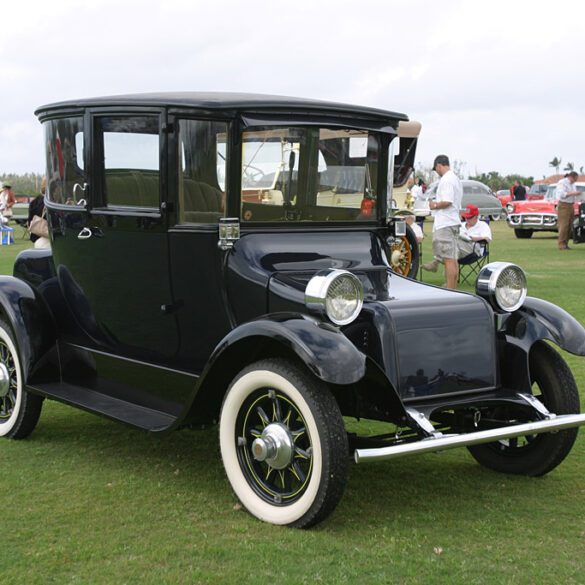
[305,269,364,326]
[476,262,527,312]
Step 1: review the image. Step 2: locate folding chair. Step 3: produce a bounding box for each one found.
[458,240,490,285]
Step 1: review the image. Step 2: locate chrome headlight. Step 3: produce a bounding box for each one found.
[305,269,364,325]
[476,262,527,312]
[506,203,514,213]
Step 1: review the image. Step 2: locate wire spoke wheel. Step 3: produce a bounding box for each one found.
[0,319,43,439]
[220,358,348,527]
[0,339,18,420]
[236,388,313,504]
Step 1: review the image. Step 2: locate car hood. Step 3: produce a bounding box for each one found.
[510,200,555,213]
[227,231,497,397]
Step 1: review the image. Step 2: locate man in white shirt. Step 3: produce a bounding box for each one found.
[424,155,463,289]
[458,204,492,259]
[555,171,583,250]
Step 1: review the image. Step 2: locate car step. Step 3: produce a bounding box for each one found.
[354,413,585,463]
[28,382,178,432]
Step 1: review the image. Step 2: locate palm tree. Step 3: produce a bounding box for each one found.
[563,162,574,172]
[549,157,562,175]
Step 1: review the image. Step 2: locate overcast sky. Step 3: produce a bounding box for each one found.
[1,0,583,180]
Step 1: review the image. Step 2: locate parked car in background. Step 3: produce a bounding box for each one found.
[526,183,548,201]
[414,179,503,220]
[496,189,512,208]
[506,182,585,238]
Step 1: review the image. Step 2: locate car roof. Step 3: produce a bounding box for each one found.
[35,91,409,123]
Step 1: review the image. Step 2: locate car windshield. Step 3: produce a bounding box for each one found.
[528,184,547,194]
[240,126,380,222]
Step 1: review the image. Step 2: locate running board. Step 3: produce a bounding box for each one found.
[28,382,178,432]
[354,413,585,463]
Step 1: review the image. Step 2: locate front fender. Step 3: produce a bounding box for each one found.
[498,297,585,394]
[516,297,585,355]
[0,276,58,384]
[208,313,367,385]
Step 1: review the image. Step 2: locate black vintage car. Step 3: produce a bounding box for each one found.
[1,93,585,528]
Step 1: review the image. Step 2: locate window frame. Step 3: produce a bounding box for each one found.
[89,108,165,216]
[173,116,229,226]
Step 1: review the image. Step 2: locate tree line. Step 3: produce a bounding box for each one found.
[0,173,44,194]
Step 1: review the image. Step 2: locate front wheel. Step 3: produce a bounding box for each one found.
[219,358,348,527]
[514,228,533,239]
[468,342,580,476]
[0,319,43,439]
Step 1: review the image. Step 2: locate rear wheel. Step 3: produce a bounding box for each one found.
[219,358,348,527]
[467,343,579,476]
[0,319,43,439]
[514,229,533,239]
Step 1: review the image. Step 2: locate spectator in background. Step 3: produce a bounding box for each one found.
[411,177,427,230]
[0,182,16,222]
[458,204,492,259]
[423,204,490,271]
[423,155,462,289]
[555,171,583,250]
[405,213,424,243]
[513,180,526,201]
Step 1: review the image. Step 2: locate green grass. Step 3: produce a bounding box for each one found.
[1,223,585,584]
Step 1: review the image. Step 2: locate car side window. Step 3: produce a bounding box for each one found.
[43,117,86,205]
[177,119,227,224]
[97,116,160,209]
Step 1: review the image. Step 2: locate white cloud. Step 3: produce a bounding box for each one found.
[0,0,583,177]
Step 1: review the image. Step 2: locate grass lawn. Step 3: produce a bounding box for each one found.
[1,222,585,584]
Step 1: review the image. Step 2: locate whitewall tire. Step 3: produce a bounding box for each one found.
[219,358,348,528]
[0,319,43,439]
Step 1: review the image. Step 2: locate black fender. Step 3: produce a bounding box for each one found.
[499,296,585,393]
[0,276,58,384]
[182,313,374,425]
[207,313,367,386]
[517,297,585,356]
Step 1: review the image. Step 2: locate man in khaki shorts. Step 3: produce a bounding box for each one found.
[424,155,463,289]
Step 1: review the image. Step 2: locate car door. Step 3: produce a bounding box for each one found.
[52,110,181,404]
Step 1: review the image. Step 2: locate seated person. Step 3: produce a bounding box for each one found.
[423,204,491,271]
[405,213,424,243]
[458,204,492,259]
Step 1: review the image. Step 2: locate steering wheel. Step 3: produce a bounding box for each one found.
[242,165,266,185]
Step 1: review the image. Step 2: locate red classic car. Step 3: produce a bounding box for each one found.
[506,182,585,238]
[496,189,512,208]
[526,183,548,201]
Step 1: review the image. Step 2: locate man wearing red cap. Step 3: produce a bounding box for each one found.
[458,204,492,258]
[423,204,492,271]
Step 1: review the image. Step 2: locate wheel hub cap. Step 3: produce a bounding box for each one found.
[251,423,294,469]
[391,250,403,266]
[0,363,9,398]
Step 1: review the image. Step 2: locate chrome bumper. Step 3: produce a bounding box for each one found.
[354,413,585,463]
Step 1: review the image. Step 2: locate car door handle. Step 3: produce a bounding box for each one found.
[78,227,93,240]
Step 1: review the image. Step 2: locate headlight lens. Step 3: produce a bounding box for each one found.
[476,262,527,312]
[305,269,364,325]
[506,203,514,212]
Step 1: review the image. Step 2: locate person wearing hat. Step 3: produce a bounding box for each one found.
[423,154,463,289]
[555,171,583,250]
[0,182,16,222]
[458,204,492,259]
[423,204,492,271]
